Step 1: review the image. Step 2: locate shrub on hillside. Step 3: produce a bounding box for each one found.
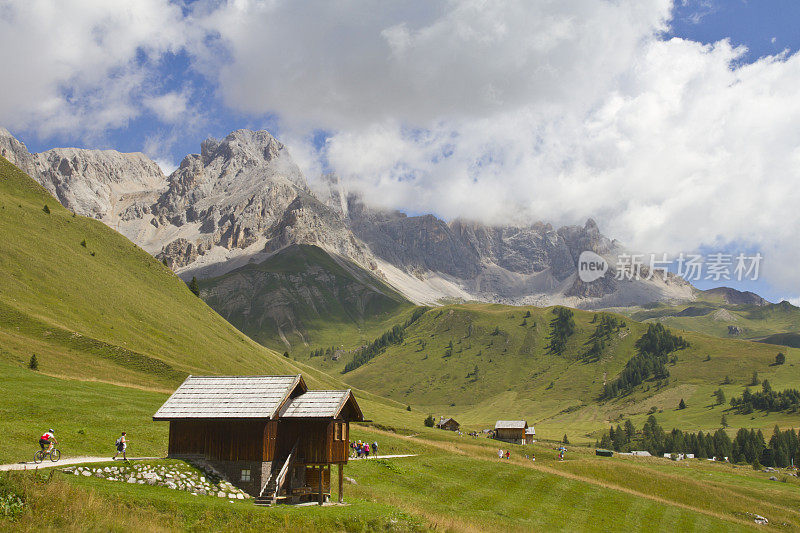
[28,354,38,371]
[424,415,435,428]
[188,277,200,296]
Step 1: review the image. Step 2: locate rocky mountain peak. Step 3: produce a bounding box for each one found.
[200,129,282,166]
[1,127,166,217]
[1,125,697,308]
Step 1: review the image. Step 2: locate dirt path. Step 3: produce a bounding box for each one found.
[0,456,161,471]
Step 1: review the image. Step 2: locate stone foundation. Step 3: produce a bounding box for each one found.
[170,454,272,497]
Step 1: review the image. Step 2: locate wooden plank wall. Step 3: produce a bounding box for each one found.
[304,466,330,492]
[168,420,267,462]
[274,419,350,464]
[496,428,525,441]
[167,418,351,464]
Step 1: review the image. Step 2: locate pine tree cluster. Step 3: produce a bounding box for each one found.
[602,323,688,398]
[585,313,625,361]
[343,325,404,373]
[547,307,575,355]
[340,307,428,373]
[729,381,800,414]
[598,417,800,467]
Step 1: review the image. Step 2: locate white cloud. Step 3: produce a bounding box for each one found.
[189,1,800,293]
[143,91,190,124]
[4,1,800,295]
[196,0,672,128]
[0,0,188,139]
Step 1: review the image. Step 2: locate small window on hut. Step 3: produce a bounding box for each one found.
[240,469,251,482]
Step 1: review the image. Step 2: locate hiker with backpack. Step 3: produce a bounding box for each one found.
[112,432,128,461]
[372,441,378,458]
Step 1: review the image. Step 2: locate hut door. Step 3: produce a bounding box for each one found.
[264,420,278,461]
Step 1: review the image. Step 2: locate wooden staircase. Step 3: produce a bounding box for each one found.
[254,441,298,506]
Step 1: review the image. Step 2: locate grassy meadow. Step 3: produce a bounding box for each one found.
[2,155,800,531]
[4,421,799,531]
[289,303,800,442]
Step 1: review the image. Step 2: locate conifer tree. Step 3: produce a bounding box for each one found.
[188,276,200,296]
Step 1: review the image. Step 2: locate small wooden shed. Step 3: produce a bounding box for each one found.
[436,417,460,431]
[525,426,536,444]
[153,375,363,505]
[494,420,529,445]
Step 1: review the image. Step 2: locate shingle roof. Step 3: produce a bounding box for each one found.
[153,375,302,420]
[495,420,528,429]
[280,390,351,418]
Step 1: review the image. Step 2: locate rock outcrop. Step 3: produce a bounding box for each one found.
[0,127,166,218]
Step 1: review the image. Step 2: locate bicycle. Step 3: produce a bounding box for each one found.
[34,447,61,463]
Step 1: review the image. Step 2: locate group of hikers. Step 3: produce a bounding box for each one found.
[37,429,128,462]
[351,439,378,459]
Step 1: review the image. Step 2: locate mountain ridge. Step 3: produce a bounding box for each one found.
[2,126,694,308]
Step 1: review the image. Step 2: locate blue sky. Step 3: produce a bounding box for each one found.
[2,0,800,302]
[669,0,800,61]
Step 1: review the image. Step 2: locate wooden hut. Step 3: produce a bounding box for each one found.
[525,426,536,444]
[153,375,363,505]
[493,420,529,445]
[435,417,460,431]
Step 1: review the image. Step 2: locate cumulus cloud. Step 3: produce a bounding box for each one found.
[0,0,188,139]
[3,0,800,294]
[189,1,800,293]
[197,0,672,128]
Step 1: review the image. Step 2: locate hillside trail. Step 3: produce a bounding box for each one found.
[0,456,161,471]
[358,426,760,530]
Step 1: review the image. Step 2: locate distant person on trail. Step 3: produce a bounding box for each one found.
[39,429,57,453]
[372,441,378,457]
[364,443,370,458]
[112,432,128,461]
[505,450,510,460]
[498,448,504,460]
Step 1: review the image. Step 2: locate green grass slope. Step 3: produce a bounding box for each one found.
[5,423,799,531]
[0,155,300,389]
[617,294,800,343]
[293,303,800,442]
[199,244,413,352]
[0,156,427,462]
